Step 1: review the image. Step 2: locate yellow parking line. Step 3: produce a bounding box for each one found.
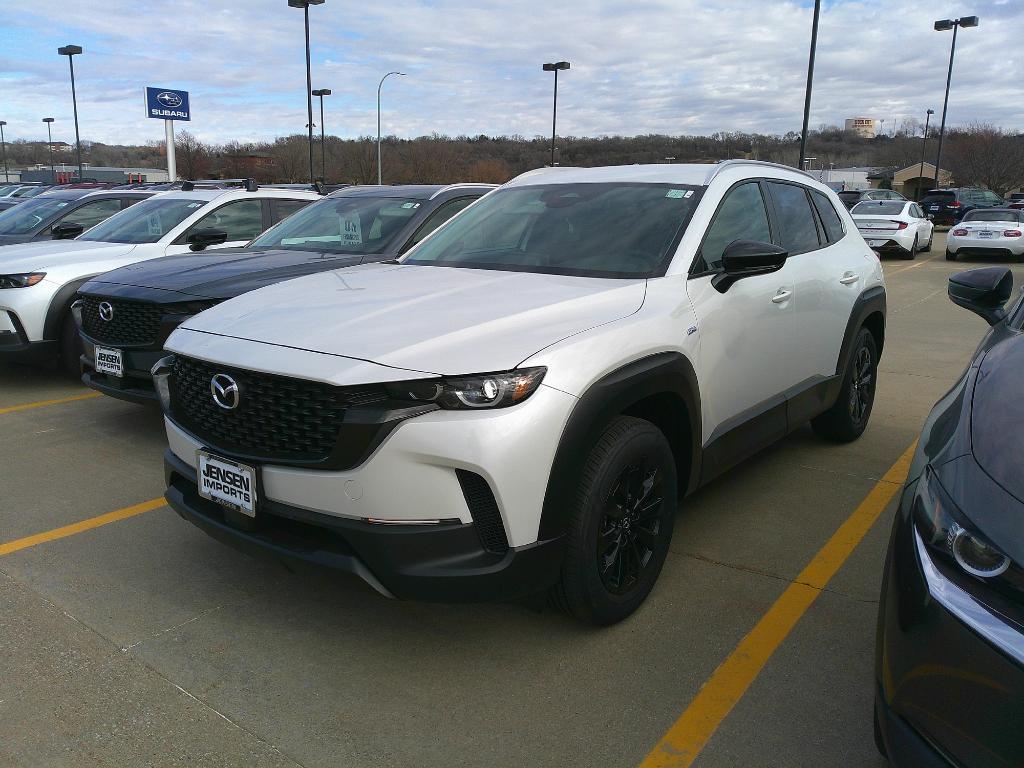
[0,498,165,557]
[0,392,101,416]
[886,254,936,276]
[639,441,917,768]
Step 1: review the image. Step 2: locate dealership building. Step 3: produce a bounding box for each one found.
[19,164,169,184]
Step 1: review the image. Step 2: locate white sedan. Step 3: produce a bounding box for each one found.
[851,200,934,259]
[946,208,1024,262]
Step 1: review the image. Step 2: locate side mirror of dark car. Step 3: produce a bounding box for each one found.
[712,240,789,293]
[948,267,1013,325]
[186,228,229,252]
[51,222,84,239]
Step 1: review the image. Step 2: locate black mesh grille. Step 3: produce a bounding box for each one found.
[80,295,164,346]
[456,470,509,554]
[170,355,388,463]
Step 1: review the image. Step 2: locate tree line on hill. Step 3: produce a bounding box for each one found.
[6,122,1024,195]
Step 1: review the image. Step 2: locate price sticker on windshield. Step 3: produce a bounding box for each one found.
[340,214,362,245]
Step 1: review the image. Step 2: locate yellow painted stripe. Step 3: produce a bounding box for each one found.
[639,441,917,768]
[0,392,101,416]
[0,498,165,556]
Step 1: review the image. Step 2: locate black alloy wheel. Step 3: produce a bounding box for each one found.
[811,327,878,443]
[597,459,665,595]
[849,344,874,428]
[552,415,677,624]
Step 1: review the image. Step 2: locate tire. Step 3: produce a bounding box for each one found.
[945,249,957,262]
[58,308,83,378]
[903,235,918,260]
[551,415,677,625]
[873,707,888,757]
[811,328,878,443]
[921,232,933,252]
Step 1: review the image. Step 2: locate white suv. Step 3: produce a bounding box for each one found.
[0,185,318,373]
[157,161,886,624]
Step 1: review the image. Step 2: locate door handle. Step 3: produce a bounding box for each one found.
[771,290,792,304]
[839,273,859,285]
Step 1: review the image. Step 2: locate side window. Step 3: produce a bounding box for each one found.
[270,198,312,225]
[402,197,477,253]
[58,199,122,231]
[984,190,1004,205]
[698,182,772,272]
[767,182,821,255]
[188,199,264,241]
[810,190,845,243]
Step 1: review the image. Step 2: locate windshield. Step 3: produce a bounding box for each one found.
[838,191,861,201]
[79,197,207,243]
[964,210,1021,223]
[0,197,75,235]
[250,196,422,253]
[852,201,906,216]
[401,183,702,278]
[12,186,47,199]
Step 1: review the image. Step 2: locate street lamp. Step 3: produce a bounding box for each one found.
[377,71,405,185]
[288,0,325,186]
[57,45,85,181]
[42,118,56,178]
[932,15,979,189]
[311,88,331,182]
[0,121,7,183]
[542,61,570,167]
[798,0,822,171]
[917,108,935,200]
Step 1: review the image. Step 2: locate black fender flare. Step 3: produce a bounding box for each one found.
[537,352,701,540]
[42,277,92,341]
[835,285,886,378]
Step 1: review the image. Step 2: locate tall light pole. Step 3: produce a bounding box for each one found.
[0,121,7,183]
[312,88,331,182]
[932,15,979,189]
[916,108,934,200]
[377,71,405,185]
[288,0,324,186]
[798,0,821,171]
[57,45,84,181]
[542,61,570,167]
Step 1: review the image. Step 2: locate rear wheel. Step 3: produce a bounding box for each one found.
[551,416,677,625]
[58,309,82,378]
[945,249,957,262]
[811,328,878,443]
[904,235,918,260]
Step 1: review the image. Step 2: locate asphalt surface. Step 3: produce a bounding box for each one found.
[0,231,1016,767]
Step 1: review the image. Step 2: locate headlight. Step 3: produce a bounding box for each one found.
[384,367,546,410]
[151,355,175,412]
[0,273,45,289]
[915,466,1013,580]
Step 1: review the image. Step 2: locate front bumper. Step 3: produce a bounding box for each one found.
[875,483,1024,767]
[79,332,163,404]
[164,448,565,602]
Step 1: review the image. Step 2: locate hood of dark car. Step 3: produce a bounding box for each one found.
[0,233,36,246]
[971,333,1024,505]
[82,247,373,301]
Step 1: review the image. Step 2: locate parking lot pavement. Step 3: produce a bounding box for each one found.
[0,232,1018,767]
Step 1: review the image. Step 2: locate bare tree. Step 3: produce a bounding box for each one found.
[944,123,1024,196]
[174,130,210,179]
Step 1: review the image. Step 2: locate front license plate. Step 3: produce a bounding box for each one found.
[197,450,257,517]
[94,346,123,377]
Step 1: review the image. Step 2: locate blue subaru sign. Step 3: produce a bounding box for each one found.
[145,87,190,121]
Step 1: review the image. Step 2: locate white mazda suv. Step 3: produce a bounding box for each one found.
[156,161,886,624]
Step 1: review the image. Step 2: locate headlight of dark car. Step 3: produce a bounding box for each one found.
[915,466,1016,583]
[384,367,546,410]
[0,273,45,289]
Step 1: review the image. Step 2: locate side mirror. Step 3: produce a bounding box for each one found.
[712,240,789,293]
[186,228,229,252]
[948,267,1013,325]
[51,222,84,239]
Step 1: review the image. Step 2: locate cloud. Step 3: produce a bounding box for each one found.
[0,0,1020,146]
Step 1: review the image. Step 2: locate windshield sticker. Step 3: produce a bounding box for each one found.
[665,189,688,199]
[340,214,362,245]
[187,202,203,208]
[401,202,419,209]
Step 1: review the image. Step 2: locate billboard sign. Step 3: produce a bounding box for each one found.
[145,87,190,121]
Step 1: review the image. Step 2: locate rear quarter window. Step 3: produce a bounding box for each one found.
[810,190,845,243]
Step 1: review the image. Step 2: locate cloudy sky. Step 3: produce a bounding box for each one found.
[0,0,1020,147]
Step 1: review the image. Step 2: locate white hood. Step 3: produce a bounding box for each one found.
[0,240,139,273]
[174,262,647,375]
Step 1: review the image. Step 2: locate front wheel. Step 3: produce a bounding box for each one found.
[551,416,677,625]
[59,309,83,378]
[811,328,878,443]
